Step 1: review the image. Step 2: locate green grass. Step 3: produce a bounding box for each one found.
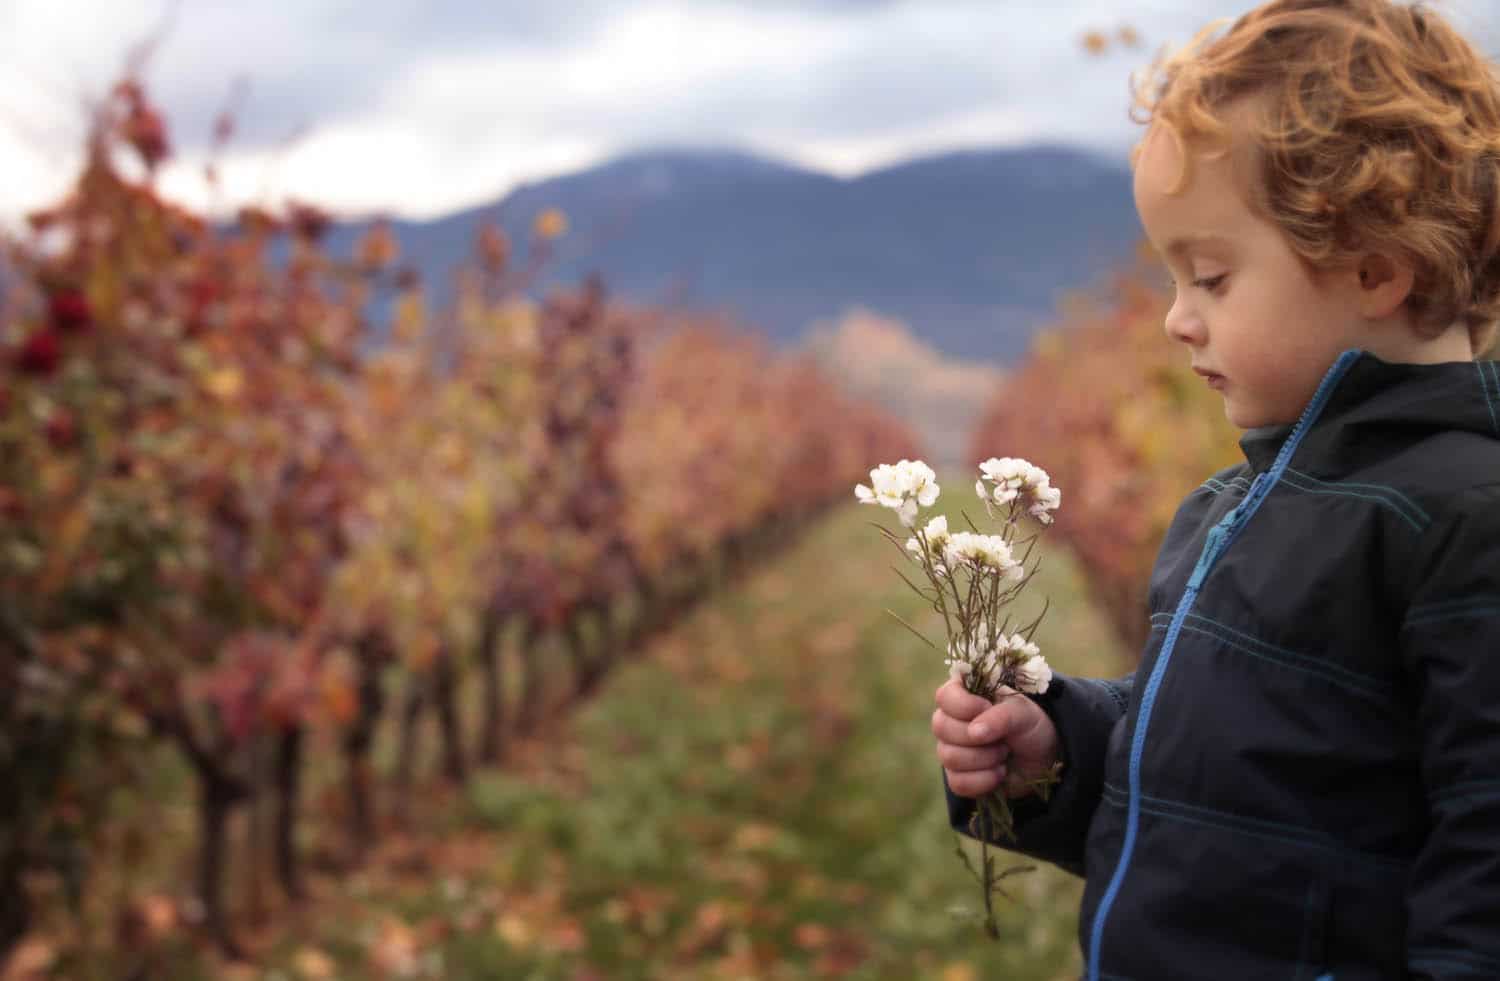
[77,483,1131,979]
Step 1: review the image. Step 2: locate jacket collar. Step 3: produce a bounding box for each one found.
[1237,351,1500,475]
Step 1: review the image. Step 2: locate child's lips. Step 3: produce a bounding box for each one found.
[1193,367,1226,390]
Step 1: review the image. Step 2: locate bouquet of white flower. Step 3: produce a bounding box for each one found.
[856,457,1063,937]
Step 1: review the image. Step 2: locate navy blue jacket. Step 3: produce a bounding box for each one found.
[949,352,1500,980]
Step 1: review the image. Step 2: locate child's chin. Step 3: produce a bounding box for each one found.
[1222,400,1262,430]
[1225,400,1291,430]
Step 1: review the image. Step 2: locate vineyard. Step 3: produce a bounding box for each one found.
[0,80,924,977]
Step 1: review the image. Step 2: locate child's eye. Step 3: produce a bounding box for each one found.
[1192,274,1227,292]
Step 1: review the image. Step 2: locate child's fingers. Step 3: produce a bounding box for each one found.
[946,765,1005,799]
[965,697,1031,744]
[931,706,994,747]
[934,678,991,722]
[936,741,1009,772]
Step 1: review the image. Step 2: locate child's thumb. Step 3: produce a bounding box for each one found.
[965,704,1013,743]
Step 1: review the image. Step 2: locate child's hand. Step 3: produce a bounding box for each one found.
[933,678,1060,800]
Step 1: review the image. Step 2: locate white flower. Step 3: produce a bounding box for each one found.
[999,633,1040,659]
[905,460,941,507]
[1013,652,1052,695]
[942,531,1024,580]
[945,631,1048,697]
[905,514,951,559]
[979,456,1030,491]
[977,456,1061,524]
[1028,484,1062,525]
[855,459,941,527]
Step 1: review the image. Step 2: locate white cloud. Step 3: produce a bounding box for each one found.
[4,0,1500,224]
[767,105,1036,178]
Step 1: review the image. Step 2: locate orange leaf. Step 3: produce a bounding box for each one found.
[794,922,830,950]
[293,947,337,979]
[0,937,56,980]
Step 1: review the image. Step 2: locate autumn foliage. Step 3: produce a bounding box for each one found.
[0,79,917,967]
[968,273,1243,654]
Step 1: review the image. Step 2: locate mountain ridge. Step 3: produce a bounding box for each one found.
[320,142,1144,362]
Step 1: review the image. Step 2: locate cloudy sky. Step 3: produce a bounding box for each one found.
[3,0,1497,224]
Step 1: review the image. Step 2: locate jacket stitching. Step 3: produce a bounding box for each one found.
[1429,778,1500,805]
[1182,615,1392,699]
[1149,613,1394,697]
[1200,476,1252,495]
[1405,599,1500,628]
[1409,956,1495,978]
[1411,944,1500,970]
[1100,783,1410,871]
[1409,595,1498,615]
[1429,790,1500,814]
[1410,945,1500,974]
[1490,361,1500,433]
[1277,473,1423,530]
[1277,471,1428,532]
[1284,468,1431,523]
[1481,361,1500,437]
[1405,605,1500,627]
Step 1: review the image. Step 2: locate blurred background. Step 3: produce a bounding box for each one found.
[2,2,1497,979]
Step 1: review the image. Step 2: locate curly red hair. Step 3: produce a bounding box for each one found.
[1132,0,1500,355]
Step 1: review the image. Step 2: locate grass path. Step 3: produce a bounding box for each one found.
[194,489,1130,980]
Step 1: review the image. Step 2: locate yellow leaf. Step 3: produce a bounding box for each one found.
[204,367,243,400]
[293,947,337,980]
[37,503,90,597]
[941,963,978,981]
[1031,328,1064,362]
[533,208,568,240]
[368,917,418,975]
[394,293,427,342]
[495,913,532,948]
[321,668,359,726]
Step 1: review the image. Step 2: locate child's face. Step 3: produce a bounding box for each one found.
[1133,124,1368,429]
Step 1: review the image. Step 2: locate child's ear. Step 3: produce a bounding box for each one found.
[1353,253,1415,318]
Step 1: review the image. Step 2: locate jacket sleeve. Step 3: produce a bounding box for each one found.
[944,670,1131,878]
[1400,486,1500,977]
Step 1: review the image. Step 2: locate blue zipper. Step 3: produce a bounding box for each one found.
[1085,350,1363,980]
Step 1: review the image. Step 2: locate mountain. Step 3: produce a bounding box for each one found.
[322,143,1143,363]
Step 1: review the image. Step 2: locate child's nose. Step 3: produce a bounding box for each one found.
[1163,297,1206,347]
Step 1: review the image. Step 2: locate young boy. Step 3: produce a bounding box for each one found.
[934,1,1500,977]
